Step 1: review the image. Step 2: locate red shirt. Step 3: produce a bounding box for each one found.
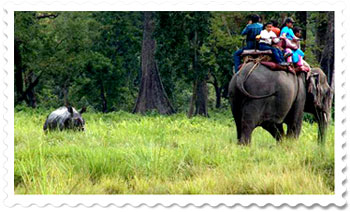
[272,27,281,37]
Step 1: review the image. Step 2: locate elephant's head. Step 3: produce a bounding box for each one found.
[305,68,334,143]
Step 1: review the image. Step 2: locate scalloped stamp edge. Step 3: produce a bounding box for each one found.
[2,0,347,208]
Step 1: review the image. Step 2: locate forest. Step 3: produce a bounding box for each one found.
[14,11,334,115]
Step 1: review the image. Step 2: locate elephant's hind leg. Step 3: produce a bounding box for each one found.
[239,119,257,145]
[261,123,284,142]
[238,103,262,145]
[231,106,242,141]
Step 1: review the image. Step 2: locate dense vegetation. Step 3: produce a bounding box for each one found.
[15,109,334,194]
[15,11,334,114]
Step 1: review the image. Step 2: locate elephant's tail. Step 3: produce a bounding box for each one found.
[236,62,276,99]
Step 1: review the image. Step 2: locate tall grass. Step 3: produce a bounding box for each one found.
[14,109,334,194]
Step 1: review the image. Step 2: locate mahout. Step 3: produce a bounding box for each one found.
[229,64,333,145]
[43,106,86,131]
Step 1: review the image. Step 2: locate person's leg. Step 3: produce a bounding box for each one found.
[271,47,283,63]
[233,48,244,73]
[276,48,286,62]
[258,43,269,51]
[260,44,284,64]
[296,55,303,66]
[292,51,299,64]
[285,48,293,63]
[294,49,304,66]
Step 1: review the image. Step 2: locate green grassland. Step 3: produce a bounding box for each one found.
[14,108,334,194]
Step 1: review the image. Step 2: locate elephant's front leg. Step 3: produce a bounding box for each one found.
[286,122,302,138]
[285,78,306,139]
[285,103,304,139]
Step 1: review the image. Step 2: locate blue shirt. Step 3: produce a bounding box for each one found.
[280,26,295,40]
[241,23,263,49]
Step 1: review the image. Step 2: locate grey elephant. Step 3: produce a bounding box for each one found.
[228,63,333,145]
[43,106,86,131]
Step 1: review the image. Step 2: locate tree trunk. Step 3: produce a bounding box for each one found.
[133,12,175,115]
[295,11,307,52]
[25,84,37,108]
[222,81,229,99]
[210,73,221,109]
[321,11,334,86]
[315,12,328,62]
[188,30,208,117]
[315,12,334,85]
[100,79,107,113]
[187,81,197,117]
[23,72,37,108]
[17,72,41,106]
[215,86,222,109]
[194,79,208,116]
[14,39,24,104]
[188,79,208,117]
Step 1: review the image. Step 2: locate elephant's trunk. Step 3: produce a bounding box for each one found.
[316,110,329,144]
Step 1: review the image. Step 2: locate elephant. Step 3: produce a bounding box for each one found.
[228,62,333,145]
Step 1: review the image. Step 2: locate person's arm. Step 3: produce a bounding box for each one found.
[280,27,287,37]
[259,30,267,40]
[289,29,296,40]
[259,30,272,43]
[270,31,277,39]
[241,25,250,35]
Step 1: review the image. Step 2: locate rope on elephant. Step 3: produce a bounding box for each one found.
[236,55,277,99]
[241,55,269,81]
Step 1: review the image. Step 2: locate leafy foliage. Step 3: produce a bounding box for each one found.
[14,11,333,112]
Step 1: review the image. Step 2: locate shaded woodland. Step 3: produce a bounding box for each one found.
[14,11,334,115]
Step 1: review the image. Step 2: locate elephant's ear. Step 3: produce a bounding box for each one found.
[307,72,321,106]
[80,107,87,114]
[66,105,74,117]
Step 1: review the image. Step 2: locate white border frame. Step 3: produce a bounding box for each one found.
[2,0,347,207]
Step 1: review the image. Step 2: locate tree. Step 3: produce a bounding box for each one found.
[187,13,212,117]
[14,11,334,114]
[200,12,241,108]
[320,11,334,88]
[133,12,175,115]
[14,12,43,107]
[77,52,114,113]
[314,11,334,86]
[295,11,307,52]
[155,12,211,117]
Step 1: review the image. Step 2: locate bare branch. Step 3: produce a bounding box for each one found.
[36,13,59,20]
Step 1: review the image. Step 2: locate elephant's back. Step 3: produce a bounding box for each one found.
[240,63,282,96]
[237,63,298,122]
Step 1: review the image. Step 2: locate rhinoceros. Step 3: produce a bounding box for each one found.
[43,106,86,131]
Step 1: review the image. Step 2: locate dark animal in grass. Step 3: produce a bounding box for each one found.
[229,64,333,145]
[43,106,86,131]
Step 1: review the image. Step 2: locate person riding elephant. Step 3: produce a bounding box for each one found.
[256,22,288,66]
[233,14,263,73]
[228,63,333,145]
[280,18,305,67]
